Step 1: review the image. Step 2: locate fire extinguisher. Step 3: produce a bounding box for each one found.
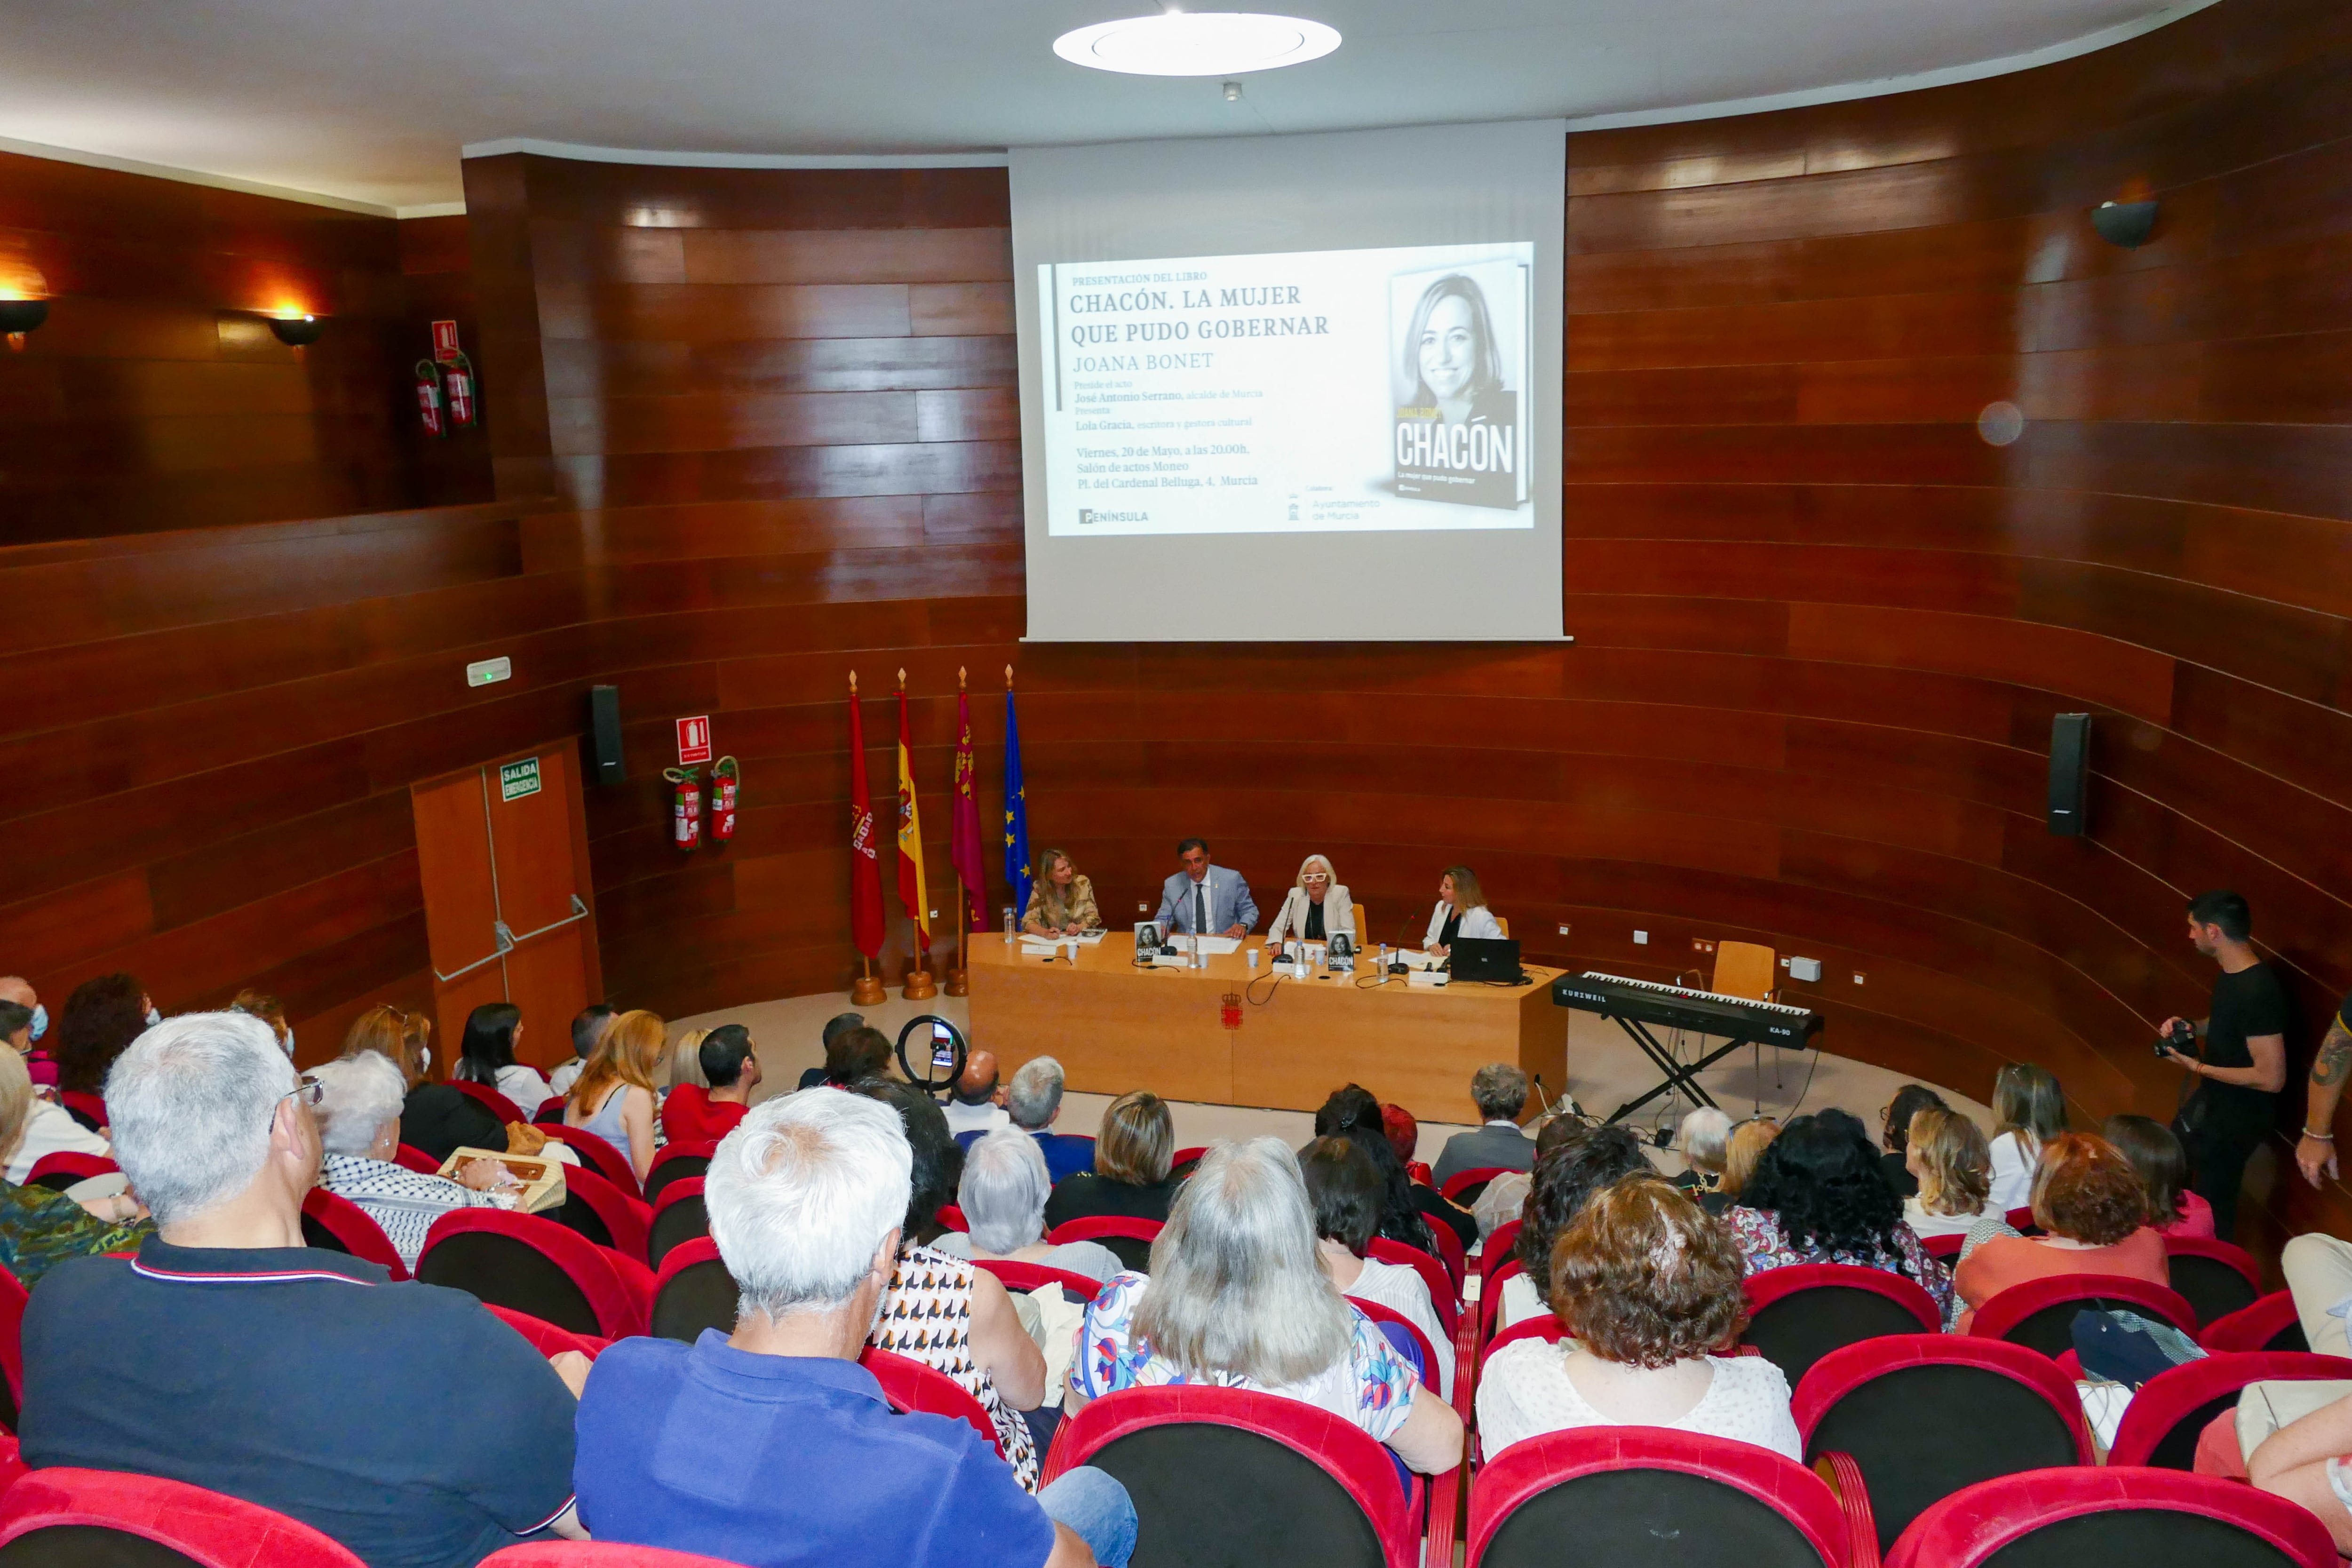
[709,756,740,844]
[440,350,479,431]
[663,766,702,850]
[413,361,446,438]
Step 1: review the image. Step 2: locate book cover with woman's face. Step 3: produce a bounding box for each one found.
[1392,260,1530,511]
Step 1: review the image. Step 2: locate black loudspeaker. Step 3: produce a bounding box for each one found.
[2048,712,2091,836]
[589,685,624,786]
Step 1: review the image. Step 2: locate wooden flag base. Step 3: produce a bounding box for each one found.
[902,962,938,1001]
[851,956,886,1006]
[944,968,970,997]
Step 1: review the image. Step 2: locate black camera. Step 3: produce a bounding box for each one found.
[2157,1019,2195,1058]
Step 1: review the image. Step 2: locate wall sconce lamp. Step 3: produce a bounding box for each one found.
[268,313,326,347]
[2091,193,2159,249]
[0,299,48,343]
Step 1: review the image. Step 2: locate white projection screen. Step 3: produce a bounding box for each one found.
[1010,119,1566,643]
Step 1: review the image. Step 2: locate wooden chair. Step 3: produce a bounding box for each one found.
[1494,917,1510,939]
[1712,941,1778,1000]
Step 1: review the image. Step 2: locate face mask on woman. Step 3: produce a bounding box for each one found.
[144,1007,161,1027]
[27,1005,45,1043]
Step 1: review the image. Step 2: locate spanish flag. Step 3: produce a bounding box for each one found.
[895,675,930,952]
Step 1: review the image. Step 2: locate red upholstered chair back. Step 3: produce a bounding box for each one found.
[1467,1428,1848,1568]
[0,1468,367,1567]
[1479,1255,1526,1343]
[1791,1333,2090,1556]
[1047,1216,1162,1273]
[23,1152,116,1192]
[858,1347,1003,1456]
[1422,1216,1467,1293]
[480,1542,753,1566]
[1169,1146,1208,1178]
[2199,1289,2309,1354]
[55,1092,106,1134]
[2162,1236,2264,1328]
[485,1305,611,1362]
[298,1188,409,1280]
[552,1165,652,1266]
[970,1258,1107,1304]
[0,1266,26,1432]
[1884,1466,2337,1568]
[1968,1272,2198,1357]
[534,1098,568,1126]
[447,1078,525,1127]
[650,1238,739,1345]
[1482,1220,1523,1280]
[1740,1262,1941,1387]
[1043,1385,1418,1568]
[1479,1316,1567,1360]
[540,1125,641,1198]
[935,1205,969,1233]
[2107,1351,2352,1470]
[1365,1238,1459,1336]
[1347,1296,1441,1395]
[1920,1231,1964,1262]
[415,1209,649,1339]
[1439,1166,1511,1204]
[392,1145,441,1175]
[646,1178,709,1269]
[643,1143,716,1207]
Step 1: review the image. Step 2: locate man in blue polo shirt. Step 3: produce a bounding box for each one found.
[1009,1056,1096,1185]
[573,1089,1137,1568]
[21,1012,585,1568]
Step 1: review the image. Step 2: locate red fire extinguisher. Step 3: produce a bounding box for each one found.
[440,350,479,431]
[709,756,739,844]
[413,361,446,438]
[664,766,702,850]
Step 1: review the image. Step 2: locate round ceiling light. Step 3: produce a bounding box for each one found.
[1053,12,1341,76]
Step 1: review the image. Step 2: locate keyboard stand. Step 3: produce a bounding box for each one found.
[1596,1012,1769,1125]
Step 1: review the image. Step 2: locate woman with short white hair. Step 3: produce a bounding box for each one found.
[1066,1138,1463,1474]
[1678,1107,1733,1199]
[311,1053,513,1268]
[1264,854,1356,953]
[933,1130,1123,1283]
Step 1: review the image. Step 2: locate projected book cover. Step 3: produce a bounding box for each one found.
[1039,240,1536,537]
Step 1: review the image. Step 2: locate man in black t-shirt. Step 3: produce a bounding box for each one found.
[2159,890,2289,1242]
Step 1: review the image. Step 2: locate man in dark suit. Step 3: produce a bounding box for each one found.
[1431,1063,1537,1186]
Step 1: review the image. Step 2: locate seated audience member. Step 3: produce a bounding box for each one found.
[1068,1138,1463,1475]
[934,1129,1122,1283]
[0,999,108,1184]
[1952,1132,2166,1332]
[1478,1177,1800,1460]
[1383,1100,1477,1249]
[1879,1083,1947,1200]
[54,971,155,1111]
[796,1011,867,1091]
[1986,1062,2066,1214]
[566,1008,667,1181]
[453,1002,553,1114]
[227,989,294,1059]
[858,1078,1049,1489]
[2248,1391,2352,1559]
[1726,1109,1952,1321]
[946,1050,1014,1139]
[0,977,55,1087]
[0,1045,147,1286]
[23,1012,585,1568]
[2104,1113,2213,1239]
[1431,1061,1536,1186]
[819,1022,892,1090]
[1301,1137,1453,1397]
[311,1053,512,1268]
[1312,1084,1437,1253]
[342,1004,520,1165]
[1023,848,1102,937]
[1044,1091,1184,1229]
[1422,865,1502,961]
[1501,1124,1655,1331]
[664,1025,762,1146]
[1710,1117,1780,1218]
[1472,1172,1531,1242]
[1009,1056,1095,1184]
[1676,1108,1732,1198]
[2283,1230,2352,1361]
[1901,1106,1993,1240]
[573,1090,1136,1568]
[548,1004,613,1100]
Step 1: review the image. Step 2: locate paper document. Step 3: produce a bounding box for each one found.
[1191,936,1243,956]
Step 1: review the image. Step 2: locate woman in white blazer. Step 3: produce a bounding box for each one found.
[1425,865,1503,957]
[1265,853,1356,951]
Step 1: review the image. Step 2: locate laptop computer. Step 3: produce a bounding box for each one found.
[1448,936,1523,983]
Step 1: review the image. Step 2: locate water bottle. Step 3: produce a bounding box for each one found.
[1002,907,1016,944]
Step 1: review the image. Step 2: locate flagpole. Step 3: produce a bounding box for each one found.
[849,670,886,1005]
[898,667,938,1002]
[945,667,973,997]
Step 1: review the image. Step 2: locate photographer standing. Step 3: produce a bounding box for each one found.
[2159,890,2288,1242]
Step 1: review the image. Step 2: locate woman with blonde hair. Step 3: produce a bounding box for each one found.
[1265,854,1356,953]
[1708,1118,1780,1215]
[1021,849,1100,937]
[566,1008,665,1180]
[1423,866,1502,959]
[340,1004,535,1165]
[1902,1106,1993,1239]
[1044,1090,1184,1228]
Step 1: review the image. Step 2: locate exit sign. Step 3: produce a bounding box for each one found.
[499,758,542,801]
[676,715,713,765]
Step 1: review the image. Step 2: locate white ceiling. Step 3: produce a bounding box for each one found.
[0,0,2212,215]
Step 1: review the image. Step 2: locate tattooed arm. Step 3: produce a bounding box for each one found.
[2296,1014,2352,1187]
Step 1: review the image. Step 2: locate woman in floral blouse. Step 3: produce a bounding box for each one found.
[0,1046,148,1288]
[1723,1108,1954,1324]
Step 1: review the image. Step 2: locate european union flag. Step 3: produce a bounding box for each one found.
[1003,685,1032,926]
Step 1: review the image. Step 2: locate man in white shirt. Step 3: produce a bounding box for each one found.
[942,1051,1012,1140]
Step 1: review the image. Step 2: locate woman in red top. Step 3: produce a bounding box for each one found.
[663,1025,761,1145]
[1953,1132,2168,1331]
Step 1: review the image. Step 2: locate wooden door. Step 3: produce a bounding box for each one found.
[412,745,603,1076]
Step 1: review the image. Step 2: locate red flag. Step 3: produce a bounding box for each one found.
[896,681,931,953]
[949,687,986,930]
[848,679,884,959]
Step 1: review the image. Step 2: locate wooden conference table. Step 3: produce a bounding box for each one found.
[965,932,1564,1126]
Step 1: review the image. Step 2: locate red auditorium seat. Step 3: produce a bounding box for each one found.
[447,1079,525,1127]
[1048,1216,1161,1273]
[0,1266,25,1433]
[23,1152,115,1191]
[1740,1264,1942,1387]
[55,1092,106,1134]
[646,1178,708,1269]
[2106,1351,2352,1470]
[1478,1315,1567,1360]
[1043,1385,1423,1568]
[538,1126,641,1199]
[1920,1232,1963,1263]
[642,1142,715,1206]
[1482,1220,1522,1280]
[1468,1428,1852,1568]
[297,1188,408,1279]
[650,1238,737,1344]
[1366,1238,1459,1337]
[935,1204,969,1233]
[2201,1290,2310,1354]
[415,1210,651,1339]
[969,1258,1107,1303]
[1968,1274,2198,1358]
[534,1097,568,1126]
[485,1305,610,1362]
[1348,1296,1443,1396]
[1422,1217,1466,1293]
[1479,1255,1526,1344]
[859,1347,1004,1456]
[1885,1467,2336,1568]
[1792,1334,2090,1557]
[2162,1236,2264,1328]
[0,1435,24,1497]
[392,1145,441,1176]
[552,1165,652,1265]
[480,1544,746,1567]
[0,1468,366,1567]
[1170,1146,1208,1177]
[2003,1206,2038,1232]
[1439,1166,1511,1205]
